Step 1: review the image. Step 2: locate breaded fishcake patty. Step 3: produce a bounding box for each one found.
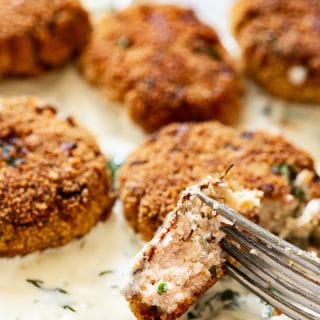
[79,4,241,132]
[118,122,320,244]
[123,177,262,320]
[232,0,320,103]
[0,97,114,256]
[0,0,91,77]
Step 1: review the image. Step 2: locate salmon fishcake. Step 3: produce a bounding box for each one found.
[0,97,114,256]
[118,122,320,247]
[232,0,320,103]
[123,177,262,320]
[79,4,241,132]
[0,0,91,77]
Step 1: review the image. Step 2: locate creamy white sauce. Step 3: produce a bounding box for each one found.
[0,0,319,319]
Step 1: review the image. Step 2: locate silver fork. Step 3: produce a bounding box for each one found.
[196,191,320,320]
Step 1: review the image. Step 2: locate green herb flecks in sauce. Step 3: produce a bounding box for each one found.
[26,279,68,295]
[108,159,122,183]
[63,305,76,312]
[99,270,114,277]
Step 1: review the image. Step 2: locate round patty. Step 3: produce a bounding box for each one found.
[0,97,114,256]
[232,0,320,103]
[118,122,320,242]
[0,0,91,77]
[79,4,241,133]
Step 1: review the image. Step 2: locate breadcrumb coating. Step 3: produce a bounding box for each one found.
[118,122,320,241]
[79,4,241,132]
[232,0,320,103]
[0,97,114,256]
[0,0,91,77]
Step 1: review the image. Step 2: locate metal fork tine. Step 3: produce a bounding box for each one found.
[222,238,320,312]
[197,191,320,272]
[224,225,320,288]
[196,191,320,320]
[227,262,319,320]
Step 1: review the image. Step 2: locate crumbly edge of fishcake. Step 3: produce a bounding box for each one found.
[278,170,320,241]
[122,177,262,320]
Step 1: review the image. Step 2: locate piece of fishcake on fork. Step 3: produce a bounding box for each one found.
[122,177,262,320]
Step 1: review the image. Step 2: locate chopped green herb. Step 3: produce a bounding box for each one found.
[55,288,68,294]
[117,36,131,48]
[209,266,217,277]
[292,186,305,199]
[220,289,238,301]
[99,270,114,276]
[108,159,122,182]
[6,157,25,167]
[272,163,290,176]
[63,305,76,312]
[272,163,294,182]
[156,281,168,295]
[26,279,68,295]
[1,143,26,167]
[26,279,44,289]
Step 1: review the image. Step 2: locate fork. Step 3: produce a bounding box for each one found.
[196,191,320,320]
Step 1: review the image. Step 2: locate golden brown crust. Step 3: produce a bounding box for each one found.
[0,0,91,77]
[0,97,114,256]
[231,0,320,103]
[118,121,320,240]
[79,4,242,132]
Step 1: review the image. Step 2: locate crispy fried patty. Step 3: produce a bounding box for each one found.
[232,0,320,103]
[0,0,91,77]
[0,97,114,256]
[118,122,320,242]
[79,4,241,132]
